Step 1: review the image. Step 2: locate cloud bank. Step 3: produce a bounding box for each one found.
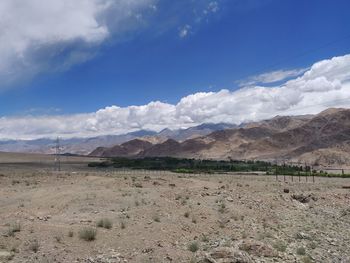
[0,0,224,89]
[1,54,350,140]
[0,0,155,89]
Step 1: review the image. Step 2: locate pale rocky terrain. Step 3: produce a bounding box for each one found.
[0,154,350,263]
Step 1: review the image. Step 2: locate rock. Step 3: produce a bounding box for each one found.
[291,193,317,203]
[239,240,278,257]
[296,232,311,240]
[227,197,234,202]
[283,188,290,193]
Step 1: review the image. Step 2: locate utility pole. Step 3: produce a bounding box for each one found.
[55,137,61,171]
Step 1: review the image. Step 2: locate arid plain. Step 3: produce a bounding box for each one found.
[0,153,349,263]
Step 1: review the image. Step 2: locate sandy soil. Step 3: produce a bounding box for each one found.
[0,155,349,263]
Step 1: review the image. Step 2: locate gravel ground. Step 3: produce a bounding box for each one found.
[0,163,349,263]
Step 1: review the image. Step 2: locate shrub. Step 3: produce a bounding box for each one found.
[29,239,39,253]
[7,222,21,237]
[273,241,287,252]
[297,247,306,255]
[184,212,190,218]
[79,227,97,241]
[188,241,199,253]
[68,230,74,237]
[96,218,113,229]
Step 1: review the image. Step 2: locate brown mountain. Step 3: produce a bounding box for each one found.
[89,139,153,157]
[90,108,350,166]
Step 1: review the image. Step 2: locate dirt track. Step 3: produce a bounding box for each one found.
[0,157,349,263]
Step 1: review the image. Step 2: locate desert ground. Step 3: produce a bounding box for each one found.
[0,153,349,263]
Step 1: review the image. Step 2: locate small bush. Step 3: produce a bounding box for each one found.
[96,218,113,229]
[188,241,199,253]
[68,230,74,237]
[297,247,306,255]
[201,235,209,242]
[79,227,97,241]
[120,221,126,229]
[29,239,39,253]
[184,212,190,218]
[273,241,287,252]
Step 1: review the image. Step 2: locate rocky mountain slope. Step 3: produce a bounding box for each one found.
[90,108,350,166]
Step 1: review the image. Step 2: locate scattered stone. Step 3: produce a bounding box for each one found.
[226,197,234,202]
[296,232,311,240]
[133,182,143,188]
[291,193,317,203]
[142,248,153,253]
[200,247,252,263]
[239,240,278,257]
[283,188,290,193]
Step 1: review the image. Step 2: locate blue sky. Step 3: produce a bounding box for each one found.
[1,0,350,139]
[1,0,349,115]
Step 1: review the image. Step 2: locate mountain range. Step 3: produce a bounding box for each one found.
[89,108,350,167]
[0,123,235,155]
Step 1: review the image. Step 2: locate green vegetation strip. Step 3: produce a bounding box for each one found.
[88,157,350,178]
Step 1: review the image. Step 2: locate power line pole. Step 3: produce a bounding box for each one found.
[55,137,61,171]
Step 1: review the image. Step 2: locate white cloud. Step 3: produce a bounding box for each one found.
[179,25,191,38]
[1,54,350,140]
[238,68,308,86]
[0,0,155,89]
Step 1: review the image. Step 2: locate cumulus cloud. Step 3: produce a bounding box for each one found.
[238,68,308,86]
[0,0,155,89]
[1,54,350,140]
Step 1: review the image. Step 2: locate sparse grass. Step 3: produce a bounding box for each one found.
[7,222,21,237]
[79,227,97,241]
[188,241,199,253]
[54,235,62,243]
[29,239,39,253]
[297,247,306,255]
[309,242,317,249]
[96,218,113,229]
[218,203,226,213]
[201,234,209,242]
[273,241,287,252]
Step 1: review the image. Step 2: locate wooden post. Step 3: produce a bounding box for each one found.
[275,165,278,181]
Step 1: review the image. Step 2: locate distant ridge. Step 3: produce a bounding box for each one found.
[90,108,350,166]
[0,123,235,155]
